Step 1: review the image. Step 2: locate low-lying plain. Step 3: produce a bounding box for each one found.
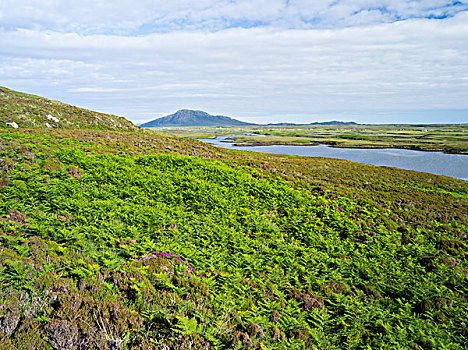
[153,124,468,154]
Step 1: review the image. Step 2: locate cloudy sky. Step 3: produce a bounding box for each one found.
[1,1,467,124]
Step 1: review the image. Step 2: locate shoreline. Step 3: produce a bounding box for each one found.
[228,141,468,155]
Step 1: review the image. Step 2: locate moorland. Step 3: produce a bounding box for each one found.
[152,124,468,154]
[1,87,468,349]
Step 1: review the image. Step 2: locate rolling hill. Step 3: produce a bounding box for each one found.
[0,86,139,131]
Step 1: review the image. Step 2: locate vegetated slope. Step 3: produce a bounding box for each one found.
[0,86,139,131]
[140,109,256,127]
[0,128,467,349]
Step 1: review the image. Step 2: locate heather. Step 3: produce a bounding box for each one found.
[0,87,139,131]
[0,128,467,349]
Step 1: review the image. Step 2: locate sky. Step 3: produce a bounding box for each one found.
[1,1,468,124]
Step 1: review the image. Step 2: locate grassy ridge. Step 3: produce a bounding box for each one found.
[0,128,467,349]
[0,87,139,131]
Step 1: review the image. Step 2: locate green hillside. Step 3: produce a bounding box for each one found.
[0,93,467,349]
[0,87,139,131]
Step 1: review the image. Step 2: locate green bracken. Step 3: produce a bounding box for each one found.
[0,88,467,349]
[0,127,466,349]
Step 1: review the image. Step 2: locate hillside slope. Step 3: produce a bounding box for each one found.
[0,86,139,131]
[141,109,256,127]
[0,126,467,349]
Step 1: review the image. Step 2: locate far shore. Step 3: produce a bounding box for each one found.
[150,124,468,155]
[228,140,468,155]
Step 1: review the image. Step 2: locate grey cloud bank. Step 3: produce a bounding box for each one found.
[1,1,467,124]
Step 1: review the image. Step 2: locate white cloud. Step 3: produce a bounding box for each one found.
[1,0,466,34]
[0,4,467,123]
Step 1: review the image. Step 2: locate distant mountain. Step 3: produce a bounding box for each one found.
[142,110,358,127]
[0,86,139,131]
[267,121,358,126]
[265,122,299,126]
[309,121,358,125]
[140,109,256,127]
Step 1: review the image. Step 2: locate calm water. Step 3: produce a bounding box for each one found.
[200,136,468,181]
